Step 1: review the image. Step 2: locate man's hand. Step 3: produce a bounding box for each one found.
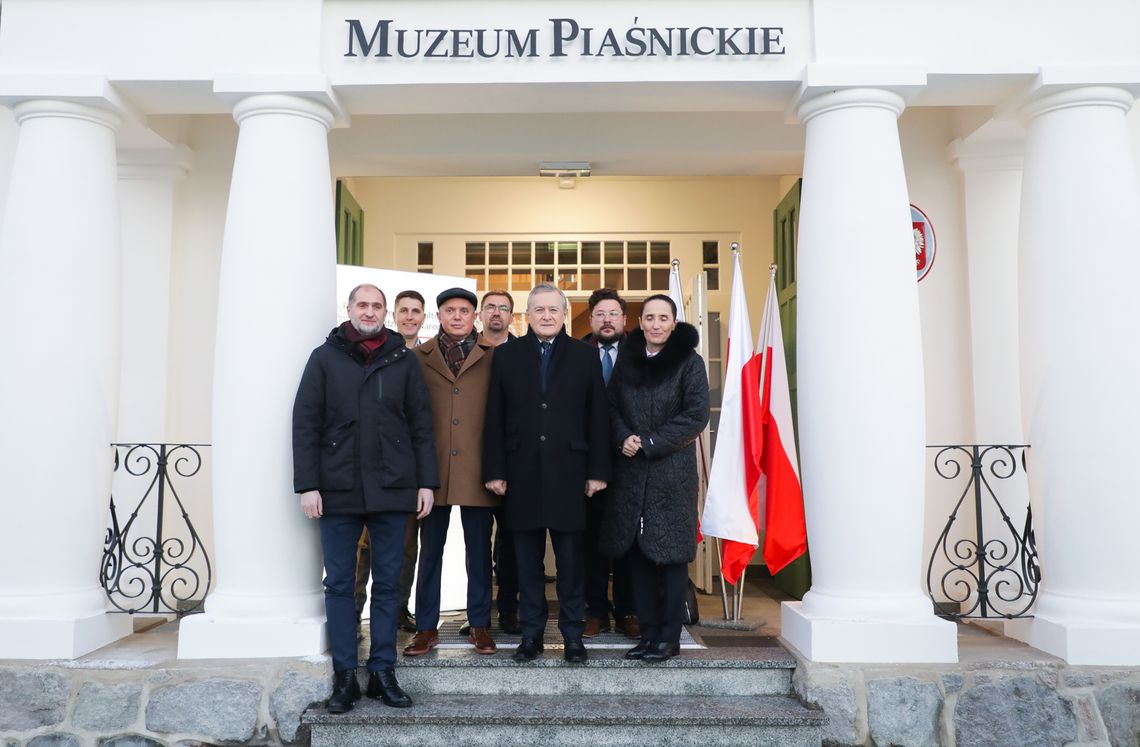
[621,435,642,457]
[485,479,507,496]
[301,490,323,519]
[417,488,435,519]
[585,479,607,497]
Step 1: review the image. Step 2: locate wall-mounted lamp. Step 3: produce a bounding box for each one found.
[539,161,592,178]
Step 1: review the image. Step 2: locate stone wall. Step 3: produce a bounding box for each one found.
[793,655,1140,746]
[0,661,330,746]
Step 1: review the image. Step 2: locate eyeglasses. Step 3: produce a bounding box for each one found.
[483,304,512,313]
[591,310,623,320]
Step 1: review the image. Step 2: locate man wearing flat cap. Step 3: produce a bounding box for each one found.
[404,286,502,656]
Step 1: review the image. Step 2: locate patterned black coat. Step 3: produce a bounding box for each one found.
[600,323,709,564]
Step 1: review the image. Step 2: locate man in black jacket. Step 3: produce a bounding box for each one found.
[483,283,611,663]
[293,283,438,713]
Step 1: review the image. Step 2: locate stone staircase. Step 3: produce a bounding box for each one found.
[303,642,825,746]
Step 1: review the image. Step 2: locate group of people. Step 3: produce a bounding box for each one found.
[292,281,709,713]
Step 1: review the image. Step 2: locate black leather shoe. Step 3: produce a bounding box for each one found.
[624,640,652,660]
[513,637,544,662]
[563,638,588,663]
[366,669,413,708]
[326,668,361,713]
[641,641,680,662]
[499,610,522,634]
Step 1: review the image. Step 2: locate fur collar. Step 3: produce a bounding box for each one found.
[613,322,699,385]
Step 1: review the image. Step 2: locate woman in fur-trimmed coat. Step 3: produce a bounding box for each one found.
[600,294,709,662]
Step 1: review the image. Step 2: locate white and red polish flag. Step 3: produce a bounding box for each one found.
[746,275,806,576]
[701,251,757,582]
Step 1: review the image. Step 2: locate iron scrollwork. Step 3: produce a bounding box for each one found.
[100,443,212,615]
[926,444,1039,620]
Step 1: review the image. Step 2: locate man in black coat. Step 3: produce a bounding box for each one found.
[483,283,611,663]
[293,283,438,713]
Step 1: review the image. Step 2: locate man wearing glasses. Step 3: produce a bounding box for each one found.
[581,289,640,641]
[478,290,522,634]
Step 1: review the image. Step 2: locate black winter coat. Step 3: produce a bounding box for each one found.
[292,325,440,514]
[599,322,709,564]
[482,330,612,531]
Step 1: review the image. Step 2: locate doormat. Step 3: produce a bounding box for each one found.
[698,635,781,648]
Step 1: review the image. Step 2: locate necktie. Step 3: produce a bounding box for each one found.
[601,344,614,384]
[539,340,552,392]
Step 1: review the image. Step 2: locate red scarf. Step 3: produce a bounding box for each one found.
[342,322,388,363]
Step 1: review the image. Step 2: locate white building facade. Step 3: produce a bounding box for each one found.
[0,0,1138,666]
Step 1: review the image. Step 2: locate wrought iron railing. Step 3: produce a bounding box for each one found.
[100,443,212,615]
[926,444,1040,620]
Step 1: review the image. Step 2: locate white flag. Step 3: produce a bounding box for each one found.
[701,251,757,547]
[668,262,687,323]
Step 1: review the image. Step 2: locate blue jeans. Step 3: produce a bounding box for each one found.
[320,511,408,672]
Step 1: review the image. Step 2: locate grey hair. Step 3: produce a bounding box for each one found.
[527,282,569,312]
[348,283,386,306]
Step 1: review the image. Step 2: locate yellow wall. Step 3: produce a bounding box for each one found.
[340,175,785,337]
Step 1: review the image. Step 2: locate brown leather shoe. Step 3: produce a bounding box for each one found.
[468,626,497,655]
[616,615,641,640]
[402,629,439,657]
[582,616,610,638]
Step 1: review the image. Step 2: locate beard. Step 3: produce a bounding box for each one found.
[595,326,622,343]
[351,318,385,338]
[484,318,508,332]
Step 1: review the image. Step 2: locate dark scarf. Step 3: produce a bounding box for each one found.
[438,330,478,376]
[341,321,388,364]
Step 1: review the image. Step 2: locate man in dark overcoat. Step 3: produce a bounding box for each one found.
[483,283,611,663]
[293,283,438,712]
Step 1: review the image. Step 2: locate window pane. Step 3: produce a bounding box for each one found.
[557,241,578,265]
[627,268,647,291]
[489,241,509,266]
[650,241,670,264]
[650,268,669,290]
[417,242,434,265]
[702,240,719,265]
[581,269,601,290]
[627,241,647,264]
[604,241,624,264]
[535,267,555,284]
[557,271,578,291]
[706,267,719,291]
[489,269,508,289]
[708,360,723,408]
[604,269,624,290]
[466,269,486,291]
[512,241,532,264]
[535,242,555,264]
[466,242,485,265]
[707,312,722,358]
[581,241,601,265]
[510,270,532,289]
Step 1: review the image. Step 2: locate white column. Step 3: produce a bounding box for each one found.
[116,147,191,442]
[0,99,133,658]
[178,94,335,658]
[781,88,957,663]
[1005,86,1140,665]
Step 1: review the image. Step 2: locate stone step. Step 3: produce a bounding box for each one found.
[394,647,796,697]
[305,693,825,747]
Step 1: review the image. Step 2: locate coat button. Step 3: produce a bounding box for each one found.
[451,449,459,456]
[453,387,460,394]
[540,403,548,409]
[539,435,546,442]
[331,441,337,447]
[452,418,460,425]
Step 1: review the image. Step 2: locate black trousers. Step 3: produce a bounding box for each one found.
[493,507,518,615]
[354,515,417,619]
[415,504,495,630]
[513,527,585,640]
[627,538,687,646]
[584,496,636,620]
[320,511,407,672]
